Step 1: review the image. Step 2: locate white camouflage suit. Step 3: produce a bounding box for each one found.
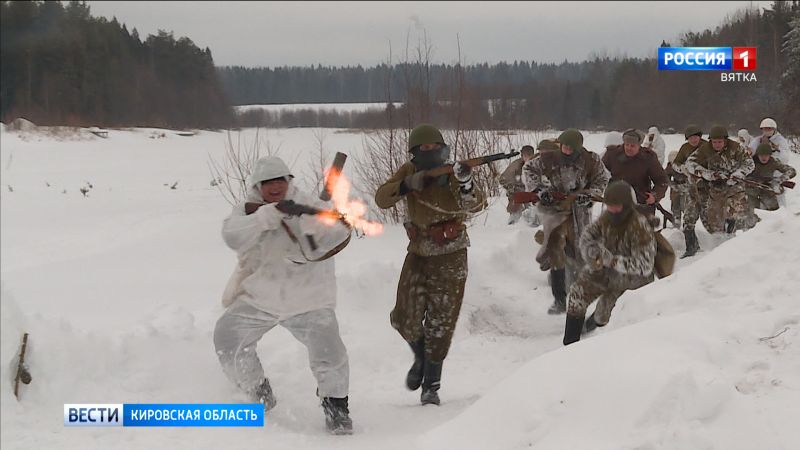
[214,156,352,399]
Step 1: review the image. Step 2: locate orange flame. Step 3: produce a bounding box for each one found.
[322,167,384,236]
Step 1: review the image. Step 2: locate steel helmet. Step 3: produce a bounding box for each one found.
[759,118,777,129]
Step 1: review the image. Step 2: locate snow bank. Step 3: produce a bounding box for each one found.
[420,159,800,450]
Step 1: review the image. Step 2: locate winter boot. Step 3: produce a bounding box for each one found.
[725,218,736,234]
[321,397,353,435]
[547,268,567,315]
[420,360,443,406]
[250,378,277,412]
[563,315,584,346]
[406,339,425,391]
[680,229,700,258]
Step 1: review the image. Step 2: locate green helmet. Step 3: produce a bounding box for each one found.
[537,139,559,152]
[408,124,445,151]
[684,124,702,139]
[708,125,728,140]
[755,143,773,156]
[604,180,636,207]
[557,129,583,150]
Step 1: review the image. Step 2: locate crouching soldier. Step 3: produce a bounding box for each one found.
[685,126,755,235]
[742,143,797,229]
[214,156,354,434]
[523,129,610,315]
[563,181,657,345]
[375,124,486,406]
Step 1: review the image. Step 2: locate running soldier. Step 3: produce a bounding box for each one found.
[522,129,610,315]
[375,124,486,406]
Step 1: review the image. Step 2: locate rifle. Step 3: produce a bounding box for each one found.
[423,150,520,179]
[739,178,795,191]
[244,200,345,220]
[633,191,675,224]
[514,189,675,224]
[512,190,603,205]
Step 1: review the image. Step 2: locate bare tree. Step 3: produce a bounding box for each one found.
[304,128,331,196]
[208,128,282,205]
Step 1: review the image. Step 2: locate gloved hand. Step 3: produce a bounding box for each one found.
[771,182,783,194]
[701,170,720,181]
[453,162,472,183]
[599,246,616,268]
[403,171,427,192]
[538,190,554,206]
[575,193,593,207]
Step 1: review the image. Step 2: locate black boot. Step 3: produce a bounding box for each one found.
[725,219,736,234]
[563,315,584,345]
[680,229,700,258]
[250,378,277,412]
[321,396,353,435]
[420,360,443,406]
[547,268,567,315]
[406,339,425,391]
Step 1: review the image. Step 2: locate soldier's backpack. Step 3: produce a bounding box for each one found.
[654,230,675,278]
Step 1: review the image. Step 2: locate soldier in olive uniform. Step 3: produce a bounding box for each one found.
[742,143,797,229]
[522,129,610,315]
[563,181,657,345]
[375,124,486,406]
[684,126,755,235]
[671,125,708,257]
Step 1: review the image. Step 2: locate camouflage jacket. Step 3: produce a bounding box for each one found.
[375,162,487,257]
[522,147,610,215]
[499,158,526,192]
[671,140,705,179]
[685,139,755,188]
[580,210,656,286]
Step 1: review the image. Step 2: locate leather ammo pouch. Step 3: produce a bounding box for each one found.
[405,220,463,246]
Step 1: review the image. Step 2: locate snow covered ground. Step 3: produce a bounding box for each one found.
[1,125,798,449]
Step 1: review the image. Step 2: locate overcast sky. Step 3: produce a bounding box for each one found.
[88,1,771,67]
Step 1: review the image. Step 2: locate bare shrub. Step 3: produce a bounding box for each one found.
[208,128,282,205]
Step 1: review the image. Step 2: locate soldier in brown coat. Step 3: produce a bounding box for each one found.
[563,181,657,345]
[522,129,610,315]
[601,129,668,218]
[375,124,486,406]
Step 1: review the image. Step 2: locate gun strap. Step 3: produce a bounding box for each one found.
[280,220,351,264]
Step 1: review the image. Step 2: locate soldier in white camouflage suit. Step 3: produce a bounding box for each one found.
[684,126,755,234]
[563,181,657,345]
[523,129,610,315]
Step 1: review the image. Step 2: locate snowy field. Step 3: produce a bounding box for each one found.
[1,125,798,450]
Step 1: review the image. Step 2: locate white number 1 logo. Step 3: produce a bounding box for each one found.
[740,51,749,68]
